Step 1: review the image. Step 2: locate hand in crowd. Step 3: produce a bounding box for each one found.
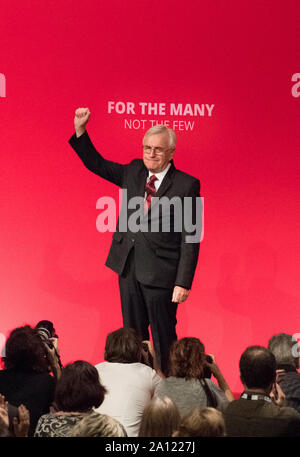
[12,405,30,437]
[205,354,235,402]
[205,354,220,377]
[43,338,62,379]
[0,394,30,437]
[44,337,59,359]
[276,369,286,384]
[141,340,155,361]
[142,340,165,378]
[270,382,286,407]
[0,394,9,430]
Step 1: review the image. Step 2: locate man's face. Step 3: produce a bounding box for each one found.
[142,132,175,173]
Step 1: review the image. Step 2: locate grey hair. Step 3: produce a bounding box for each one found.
[144,125,177,150]
[138,396,180,437]
[268,333,299,368]
[70,412,127,437]
[172,407,226,438]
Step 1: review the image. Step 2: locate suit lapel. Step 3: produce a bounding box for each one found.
[155,161,176,198]
[134,166,148,199]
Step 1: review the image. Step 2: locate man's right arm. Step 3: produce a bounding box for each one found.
[69,107,125,187]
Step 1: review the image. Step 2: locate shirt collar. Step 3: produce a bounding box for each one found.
[148,162,171,182]
[241,391,272,403]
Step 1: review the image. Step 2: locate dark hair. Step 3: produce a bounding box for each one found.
[104,328,142,364]
[4,326,49,373]
[54,361,106,412]
[239,346,276,389]
[168,337,205,379]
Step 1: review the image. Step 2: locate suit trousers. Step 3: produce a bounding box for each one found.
[118,248,178,375]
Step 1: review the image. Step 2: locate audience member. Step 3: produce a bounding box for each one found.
[0,326,56,435]
[94,328,162,437]
[0,394,9,437]
[268,333,300,414]
[156,337,233,415]
[173,407,225,437]
[4,320,300,438]
[0,394,30,437]
[222,346,300,437]
[34,361,106,437]
[71,411,127,437]
[139,396,180,437]
[35,320,63,379]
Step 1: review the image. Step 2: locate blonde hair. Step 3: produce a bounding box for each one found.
[173,407,225,437]
[139,396,180,437]
[70,412,127,437]
[144,125,177,150]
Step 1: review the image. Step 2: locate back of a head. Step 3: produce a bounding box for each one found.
[168,337,205,379]
[104,328,142,364]
[268,333,299,369]
[55,361,106,413]
[173,407,225,438]
[139,396,180,437]
[240,346,276,390]
[71,412,127,437]
[4,325,48,373]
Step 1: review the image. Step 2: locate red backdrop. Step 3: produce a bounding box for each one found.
[1,0,300,392]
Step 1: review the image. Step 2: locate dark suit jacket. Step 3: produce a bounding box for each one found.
[69,132,201,290]
[223,397,300,437]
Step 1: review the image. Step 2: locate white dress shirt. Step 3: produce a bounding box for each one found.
[147,162,171,192]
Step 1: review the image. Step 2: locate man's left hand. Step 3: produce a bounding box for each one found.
[172,286,189,303]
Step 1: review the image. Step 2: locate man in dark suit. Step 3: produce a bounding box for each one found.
[222,346,300,437]
[69,108,201,374]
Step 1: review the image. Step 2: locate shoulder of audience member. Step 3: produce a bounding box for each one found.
[222,398,300,418]
[275,404,300,419]
[96,360,161,380]
[138,362,163,379]
[33,413,54,434]
[36,412,55,422]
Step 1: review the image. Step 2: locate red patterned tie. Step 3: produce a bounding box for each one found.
[144,175,157,213]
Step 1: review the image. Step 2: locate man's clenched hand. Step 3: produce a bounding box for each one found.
[74,107,90,137]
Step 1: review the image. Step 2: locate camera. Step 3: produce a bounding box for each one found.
[205,354,213,364]
[35,320,62,370]
[202,354,213,379]
[35,321,58,349]
[141,342,154,369]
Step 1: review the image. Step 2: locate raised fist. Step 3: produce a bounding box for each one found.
[74,107,90,136]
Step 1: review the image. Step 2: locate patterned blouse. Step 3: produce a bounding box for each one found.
[34,413,87,437]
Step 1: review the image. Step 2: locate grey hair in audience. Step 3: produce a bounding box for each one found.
[268,333,299,369]
[70,412,127,437]
[139,396,180,437]
[173,407,225,437]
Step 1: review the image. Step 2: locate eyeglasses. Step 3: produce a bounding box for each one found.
[143,145,169,154]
